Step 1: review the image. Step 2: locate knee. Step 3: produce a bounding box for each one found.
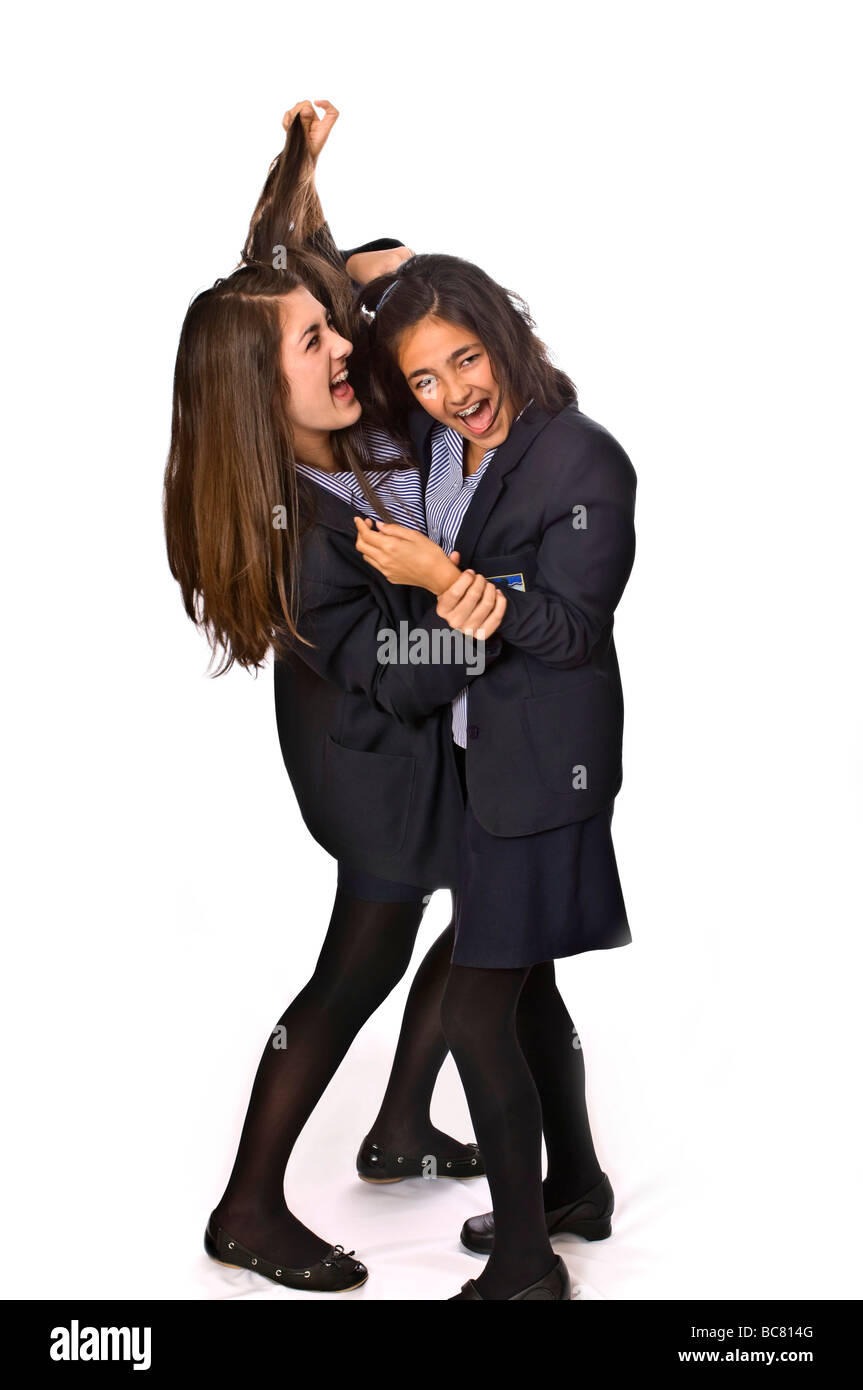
[303,944,415,1026]
[360,947,415,1014]
[439,974,477,1055]
[441,966,530,1062]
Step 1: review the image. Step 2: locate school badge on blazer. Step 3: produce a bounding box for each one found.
[487,573,526,592]
[473,543,538,594]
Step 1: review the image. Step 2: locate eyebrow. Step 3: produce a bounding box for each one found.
[407,343,481,380]
[299,321,322,343]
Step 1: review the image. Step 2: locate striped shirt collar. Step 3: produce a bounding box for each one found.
[425,398,534,544]
[295,425,425,531]
[429,397,535,472]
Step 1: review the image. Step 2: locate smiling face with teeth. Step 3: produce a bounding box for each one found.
[396,314,515,456]
[278,286,362,460]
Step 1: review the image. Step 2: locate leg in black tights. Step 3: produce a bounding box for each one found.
[214,889,457,1269]
[515,962,603,1210]
[440,964,556,1299]
[363,919,476,1159]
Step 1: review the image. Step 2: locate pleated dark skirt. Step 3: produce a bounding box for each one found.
[451,744,632,969]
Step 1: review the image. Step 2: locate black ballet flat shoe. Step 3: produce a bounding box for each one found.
[204,1214,368,1292]
[357,1137,484,1183]
[460,1172,614,1255]
[449,1255,572,1300]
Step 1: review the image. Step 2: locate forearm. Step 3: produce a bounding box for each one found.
[343,236,406,270]
[370,605,502,721]
[495,493,636,668]
[426,555,462,596]
[354,523,461,595]
[297,582,502,724]
[496,588,602,668]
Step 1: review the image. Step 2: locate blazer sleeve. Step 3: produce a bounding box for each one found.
[301,222,404,267]
[496,432,637,668]
[291,568,503,725]
[339,235,405,262]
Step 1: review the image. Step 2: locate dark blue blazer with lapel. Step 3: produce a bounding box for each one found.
[409,400,637,836]
[271,233,498,888]
[272,479,503,887]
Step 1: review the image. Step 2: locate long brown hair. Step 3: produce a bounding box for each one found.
[163,253,393,676]
[241,111,345,276]
[358,253,577,442]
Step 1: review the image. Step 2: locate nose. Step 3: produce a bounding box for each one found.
[447,382,471,410]
[331,329,353,362]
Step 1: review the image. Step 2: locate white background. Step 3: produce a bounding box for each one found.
[2,0,861,1301]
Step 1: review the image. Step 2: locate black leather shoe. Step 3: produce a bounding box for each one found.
[357,1137,484,1182]
[204,1214,368,1292]
[460,1173,614,1254]
[449,1255,572,1300]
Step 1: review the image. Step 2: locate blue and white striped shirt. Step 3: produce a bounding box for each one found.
[423,402,533,745]
[424,426,499,747]
[295,425,425,530]
[298,410,529,748]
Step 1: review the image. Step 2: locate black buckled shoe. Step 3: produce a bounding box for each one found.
[204,1214,368,1292]
[460,1172,614,1254]
[449,1255,572,1300]
[357,1137,484,1183]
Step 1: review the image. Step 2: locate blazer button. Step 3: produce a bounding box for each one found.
[467,724,479,739]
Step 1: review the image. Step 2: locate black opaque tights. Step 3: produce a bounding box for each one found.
[213,889,467,1268]
[441,960,603,1299]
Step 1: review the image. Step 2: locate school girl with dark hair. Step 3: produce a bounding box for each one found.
[352,253,637,1300]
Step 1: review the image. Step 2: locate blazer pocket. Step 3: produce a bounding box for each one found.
[520,678,622,799]
[322,734,416,855]
[472,545,538,593]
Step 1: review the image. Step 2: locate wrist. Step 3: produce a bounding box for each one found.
[429,557,462,596]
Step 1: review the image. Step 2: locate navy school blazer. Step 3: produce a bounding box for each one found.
[273,235,491,888]
[408,401,637,836]
[272,481,504,887]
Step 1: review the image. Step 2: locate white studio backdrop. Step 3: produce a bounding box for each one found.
[1,0,861,1299]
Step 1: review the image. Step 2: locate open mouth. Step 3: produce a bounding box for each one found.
[454,397,495,435]
[330,368,355,403]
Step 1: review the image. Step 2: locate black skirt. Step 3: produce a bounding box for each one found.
[451,744,631,969]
